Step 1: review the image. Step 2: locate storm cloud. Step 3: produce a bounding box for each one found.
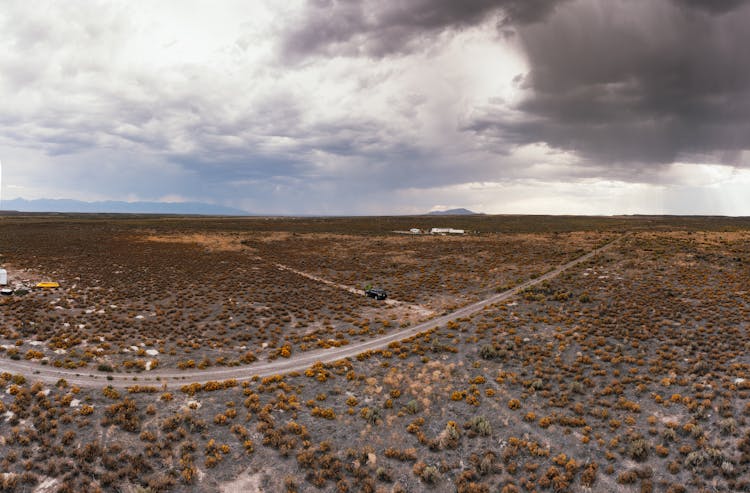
[675,0,749,14]
[1,0,749,214]
[280,0,569,59]
[465,0,750,169]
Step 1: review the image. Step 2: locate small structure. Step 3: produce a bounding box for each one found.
[430,228,465,235]
[409,228,421,234]
[0,268,6,286]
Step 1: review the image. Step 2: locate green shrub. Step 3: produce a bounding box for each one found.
[421,465,440,484]
[467,416,492,436]
[479,345,498,360]
[405,400,419,415]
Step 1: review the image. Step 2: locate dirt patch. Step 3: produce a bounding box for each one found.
[219,469,264,493]
[139,232,248,252]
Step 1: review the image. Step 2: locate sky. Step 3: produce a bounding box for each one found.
[1,0,750,215]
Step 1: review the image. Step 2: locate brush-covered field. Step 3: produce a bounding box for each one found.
[1,214,750,492]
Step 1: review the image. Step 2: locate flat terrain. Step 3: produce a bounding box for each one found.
[0,234,620,388]
[0,218,613,372]
[1,215,750,492]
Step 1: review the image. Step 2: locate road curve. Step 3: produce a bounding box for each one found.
[0,235,625,388]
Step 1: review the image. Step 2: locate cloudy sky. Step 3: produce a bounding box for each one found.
[1,0,750,215]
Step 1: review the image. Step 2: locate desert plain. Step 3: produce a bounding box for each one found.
[1,214,750,492]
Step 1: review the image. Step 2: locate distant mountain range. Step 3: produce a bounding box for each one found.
[427,208,480,215]
[0,198,249,216]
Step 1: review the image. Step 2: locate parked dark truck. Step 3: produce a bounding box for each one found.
[365,288,387,300]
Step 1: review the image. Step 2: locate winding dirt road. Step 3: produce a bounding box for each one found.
[0,236,624,388]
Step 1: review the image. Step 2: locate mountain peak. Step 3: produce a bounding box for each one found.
[427,208,479,216]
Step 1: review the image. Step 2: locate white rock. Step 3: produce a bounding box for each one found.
[69,399,80,407]
[145,349,159,356]
[35,477,61,491]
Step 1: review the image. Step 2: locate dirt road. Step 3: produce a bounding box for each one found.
[0,236,623,388]
[274,263,435,317]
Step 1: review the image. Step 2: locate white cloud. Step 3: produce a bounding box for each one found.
[391,164,750,216]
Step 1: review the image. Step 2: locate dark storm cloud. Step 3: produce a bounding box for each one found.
[674,0,749,14]
[465,0,750,167]
[281,0,568,59]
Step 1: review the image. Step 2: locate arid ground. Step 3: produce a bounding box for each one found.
[1,214,750,492]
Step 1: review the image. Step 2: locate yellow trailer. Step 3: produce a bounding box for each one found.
[36,282,60,289]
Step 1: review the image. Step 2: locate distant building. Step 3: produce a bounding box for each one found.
[409,228,421,234]
[430,228,465,235]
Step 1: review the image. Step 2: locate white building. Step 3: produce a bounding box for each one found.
[430,228,465,235]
